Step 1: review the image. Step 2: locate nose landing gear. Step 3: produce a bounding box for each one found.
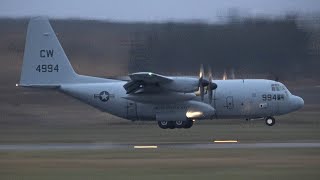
[265,116,275,126]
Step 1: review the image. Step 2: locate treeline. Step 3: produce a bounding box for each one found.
[129,16,318,80]
[0,15,319,81]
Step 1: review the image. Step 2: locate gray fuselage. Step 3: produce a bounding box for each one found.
[60,79,304,122]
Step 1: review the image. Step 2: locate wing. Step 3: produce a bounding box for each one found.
[123,72,173,94]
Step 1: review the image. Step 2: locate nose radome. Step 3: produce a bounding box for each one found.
[291,96,304,111]
[297,96,304,108]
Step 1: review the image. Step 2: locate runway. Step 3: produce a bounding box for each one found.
[0,142,320,151]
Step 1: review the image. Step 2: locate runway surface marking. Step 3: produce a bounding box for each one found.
[134,145,158,149]
[214,140,238,143]
[0,142,320,151]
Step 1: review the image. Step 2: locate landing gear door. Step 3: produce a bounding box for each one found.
[127,101,138,120]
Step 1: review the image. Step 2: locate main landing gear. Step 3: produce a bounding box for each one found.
[158,119,194,129]
[265,116,275,126]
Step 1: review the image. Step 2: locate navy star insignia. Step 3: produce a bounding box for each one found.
[94,91,114,102]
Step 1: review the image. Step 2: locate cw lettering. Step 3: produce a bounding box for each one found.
[40,49,54,58]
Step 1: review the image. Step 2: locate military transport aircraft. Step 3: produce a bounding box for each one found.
[18,17,304,129]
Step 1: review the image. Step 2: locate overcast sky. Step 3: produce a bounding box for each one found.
[0,0,319,22]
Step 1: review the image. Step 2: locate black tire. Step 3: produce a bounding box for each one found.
[265,117,275,126]
[158,121,168,129]
[183,119,194,129]
[168,121,175,129]
[175,120,184,128]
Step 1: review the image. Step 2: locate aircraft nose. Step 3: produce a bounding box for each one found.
[291,95,304,111]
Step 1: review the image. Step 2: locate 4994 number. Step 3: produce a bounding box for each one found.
[36,64,59,72]
[262,94,285,101]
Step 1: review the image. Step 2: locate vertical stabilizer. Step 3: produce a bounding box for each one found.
[20,17,77,86]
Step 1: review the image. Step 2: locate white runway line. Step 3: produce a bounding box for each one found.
[214,140,238,143]
[134,145,158,149]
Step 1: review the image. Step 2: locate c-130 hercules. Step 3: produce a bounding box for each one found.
[18,17,304,129]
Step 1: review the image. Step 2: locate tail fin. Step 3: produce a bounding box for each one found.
[19,17,77,86]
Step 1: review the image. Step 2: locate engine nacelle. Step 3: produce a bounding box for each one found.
[155,100,216,121]
[162,77,199,93]
[125,92,196,104]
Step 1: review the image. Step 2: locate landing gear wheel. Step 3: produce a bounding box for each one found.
[158,121,168,129]
[265,117,275,126]
[175,120,184,128]
[183,119,194,129]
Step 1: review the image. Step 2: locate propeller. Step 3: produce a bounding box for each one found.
[223,69,227,80]
[198,65,217,103]
[230,68,235,79]
[222,68,236,80]
[208,67,213,104]
[207,66,218,104]
[199,64,205,101]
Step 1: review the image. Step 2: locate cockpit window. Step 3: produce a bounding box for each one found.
[274,83,292,95]
[271,84,282,91]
